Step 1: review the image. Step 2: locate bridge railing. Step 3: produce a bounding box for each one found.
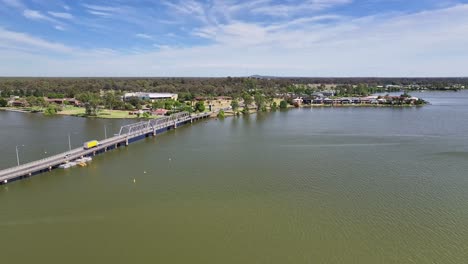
[0,111,211,177]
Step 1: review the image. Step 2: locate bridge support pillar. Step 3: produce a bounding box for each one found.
[29,173,32,176]
[49,166,52,171]
[126,138,129,146]
[153,129,156,136]
[174,122,177,129]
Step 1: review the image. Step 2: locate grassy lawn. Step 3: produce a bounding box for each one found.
[59,106,161,119]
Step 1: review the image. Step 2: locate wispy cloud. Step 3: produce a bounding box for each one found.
[0,27,73,53]
[83,4,122,14]
[163,0,208,23]
[135,33,153,40]
[54,25,66,31]
[48,11,73,20]
[86,10,112,17]
[23,9,60,23]
[251,0,352,16]
[1,0,24,9]
[2,1,468,77]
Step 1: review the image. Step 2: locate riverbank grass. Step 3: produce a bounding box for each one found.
[59,106,158,119]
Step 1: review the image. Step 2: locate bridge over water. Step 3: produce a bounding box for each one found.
[0,111,211,185]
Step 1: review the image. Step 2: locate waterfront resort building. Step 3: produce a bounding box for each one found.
[123,92,178,102]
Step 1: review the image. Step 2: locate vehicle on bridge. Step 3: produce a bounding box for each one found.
[83,140,99,149]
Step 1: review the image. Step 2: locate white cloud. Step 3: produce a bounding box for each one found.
[0,27,73,53]
[48,11,73,20]
[82,4,122,13]
[54,25,66,31]
[86,10,112,17]
[1,0,24,9]
[23,9,60,24]
[251,0,352,16]
[3,4,468,77]
[163,0,208,23]
[135,33,153,40]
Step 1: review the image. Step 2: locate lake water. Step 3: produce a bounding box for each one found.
[1,91,468,263]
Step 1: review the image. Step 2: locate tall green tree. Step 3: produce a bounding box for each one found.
[254,92,266,111]
[76,92,101,116]
[44,104,58,116]
[0,98,7,107]
[279,100,288,109]
[103,92,119,110]
[230,99,239,112]
[195,101,206,112]
[241,91,253,107]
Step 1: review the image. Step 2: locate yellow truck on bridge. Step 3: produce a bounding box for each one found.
[83,140,99,149]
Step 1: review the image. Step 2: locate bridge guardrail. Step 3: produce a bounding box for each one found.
[0,111,211,180]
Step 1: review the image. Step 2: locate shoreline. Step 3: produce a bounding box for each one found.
[1,102,426,119]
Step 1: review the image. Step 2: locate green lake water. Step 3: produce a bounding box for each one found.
[1,91,468,263]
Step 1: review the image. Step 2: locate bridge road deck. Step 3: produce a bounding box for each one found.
[0,112,211,185]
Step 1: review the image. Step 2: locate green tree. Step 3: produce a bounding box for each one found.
[127,97,142,109]
[271,101,278,110]
[103,92,119,110]
[26,96,38,107]
[230,99,239,112]
[244,78,257,91]
[195,101,206,112]
[0,98,7,107]
[43,104,58,115]
[142,112,151,118]
[217,109,225,118]
[76,92,101,116]
[279,100,288,109]
[152,100,165,109]
[254,92,266,111]
[183,104,193,113]
[242,91,253,107]
[164,99,175,110]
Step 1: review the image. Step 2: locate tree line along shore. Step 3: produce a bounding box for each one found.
[0,77,451,119]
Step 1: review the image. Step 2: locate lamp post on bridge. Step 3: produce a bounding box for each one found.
[104,124,113,139]
[16,144,25,166]
[68,133,72,151]
[68,132,79,152]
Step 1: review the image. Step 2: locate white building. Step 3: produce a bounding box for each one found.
[123,92,178,102]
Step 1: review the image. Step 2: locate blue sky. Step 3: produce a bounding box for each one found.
[1,0,468,76]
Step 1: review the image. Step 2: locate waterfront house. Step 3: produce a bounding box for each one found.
[302,98,313,104]
[124,92,178,102]
[292,97,303,105]
[313,98,324,104]
[45,98,81,106]
[341,98,352,104]
[10,99,28,107]
[153,108,168,115]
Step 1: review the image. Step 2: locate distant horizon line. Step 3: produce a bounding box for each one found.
[1,76,468,79]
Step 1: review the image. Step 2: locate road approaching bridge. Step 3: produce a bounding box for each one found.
[0,112,211,185]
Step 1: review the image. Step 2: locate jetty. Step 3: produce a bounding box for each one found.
[0,111,210,185]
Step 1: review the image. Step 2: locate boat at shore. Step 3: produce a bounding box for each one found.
[59,161,77,169]
[75,157,92,163]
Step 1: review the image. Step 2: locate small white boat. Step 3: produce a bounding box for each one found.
[75,157,92,163]
[59,162,77,169]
